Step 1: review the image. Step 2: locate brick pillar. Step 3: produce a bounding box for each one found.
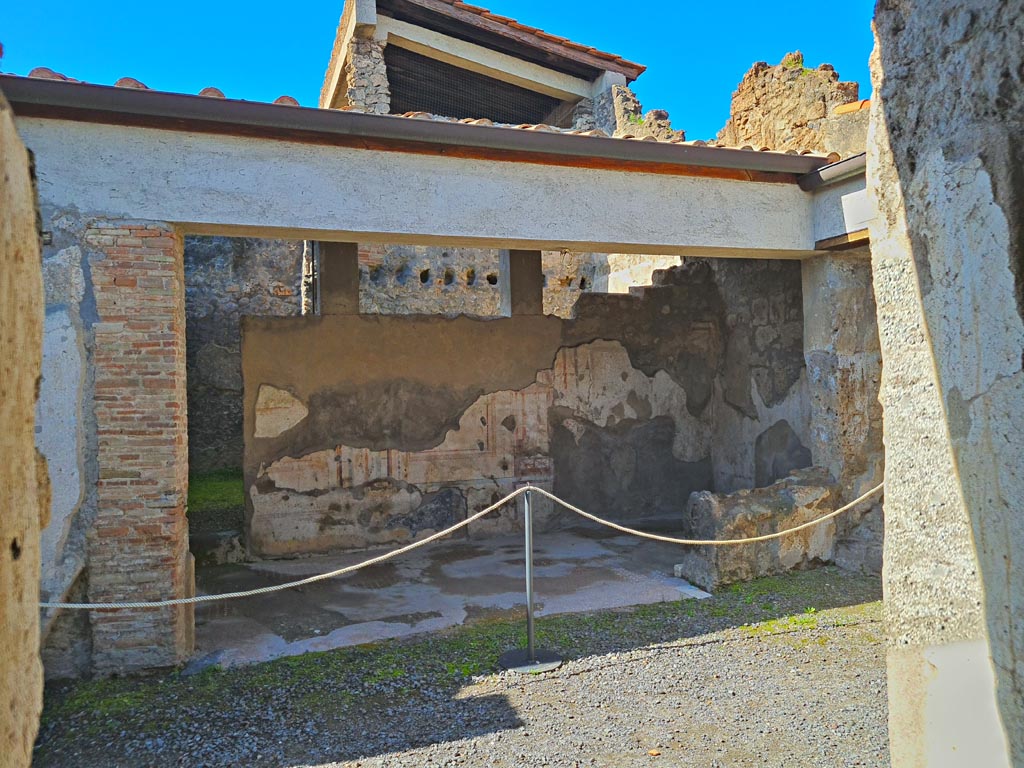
[85,221,194,673]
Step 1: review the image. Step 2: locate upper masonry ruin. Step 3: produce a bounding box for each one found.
[319,2,867,152]
[319,0,671,136]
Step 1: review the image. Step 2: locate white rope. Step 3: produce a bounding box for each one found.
[39,481,883,611]
[39,485,532,611]
[532,482,884,546]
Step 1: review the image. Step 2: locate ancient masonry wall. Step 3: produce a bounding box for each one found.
[85,222,194,673]
[343,38,389,114]
[1,87,48,768]
[36,212,194,677]
[717,52,866,156]
[183,239,615,483]
[869,1,1023,762]
[242,259,813,555]
[185,237,303,475]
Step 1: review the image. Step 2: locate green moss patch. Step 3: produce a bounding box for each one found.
[187,468,245,532]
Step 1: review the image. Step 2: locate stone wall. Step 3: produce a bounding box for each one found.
[801,249,883,573]
[185,237,303,475]
[0,86,48,768]
[243,259,812,555]
[343,38,389,114]
[594,84,685,140]
[35,212,195,677]
[717,52,863,154]
[869,0,1023,762]
[676,467,836,591]
[359,245,607,318]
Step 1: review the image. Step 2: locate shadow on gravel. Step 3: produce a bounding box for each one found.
[35,567,882,768]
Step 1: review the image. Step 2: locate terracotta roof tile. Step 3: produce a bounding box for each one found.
[9,71,830,160]
[433,0,645,77]
[833,99,870,115]
[114,77,149,89]
[28,67,76,82]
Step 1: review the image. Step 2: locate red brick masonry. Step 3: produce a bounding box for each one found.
[85,221,194,672]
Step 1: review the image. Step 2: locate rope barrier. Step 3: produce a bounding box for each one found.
[39,485,533,611]
[535,482,884,547]
[39,481,883,611]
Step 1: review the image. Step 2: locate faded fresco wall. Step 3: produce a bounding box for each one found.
[243,259,814,555]
[184,238,661,485]
[869,0,1023,763]
[1,86,49,768]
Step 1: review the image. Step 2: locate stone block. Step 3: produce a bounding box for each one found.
[674,467,836,592]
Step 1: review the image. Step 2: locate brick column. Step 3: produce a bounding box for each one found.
[85,221,193,673]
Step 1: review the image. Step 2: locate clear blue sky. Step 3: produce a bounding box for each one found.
[1,1,875,139]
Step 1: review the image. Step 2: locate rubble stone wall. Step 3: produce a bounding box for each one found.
[343,38,390,115]
[717,52,863,154]
[1,87,48,768]
[869,0,1023,762]
[243,259,812,555]
[676,467,836,591]
[184,237,303,475]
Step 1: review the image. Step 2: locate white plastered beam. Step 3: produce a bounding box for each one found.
[19,117,817,257]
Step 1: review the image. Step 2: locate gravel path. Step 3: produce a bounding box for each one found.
[327,622,888,768]
[36,568,887,767]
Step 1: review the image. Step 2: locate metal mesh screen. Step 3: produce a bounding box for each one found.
[385,46,571,126]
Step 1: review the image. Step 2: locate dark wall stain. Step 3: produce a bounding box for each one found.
[567,260,726,417]
[387,487,467,534]
[549,408,714,523]
[754,419,812,487]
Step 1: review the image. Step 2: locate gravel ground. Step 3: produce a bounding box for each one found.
[36,568,887,768]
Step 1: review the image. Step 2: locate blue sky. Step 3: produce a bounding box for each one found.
[1,1,875,139]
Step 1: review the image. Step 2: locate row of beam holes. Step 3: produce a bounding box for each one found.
[366,263,501,287]
[416,268,498,286]
[368,265,587,290]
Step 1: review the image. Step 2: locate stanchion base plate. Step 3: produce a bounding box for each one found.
[498,649,562,674]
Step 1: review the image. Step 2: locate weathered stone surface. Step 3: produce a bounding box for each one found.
[605,254,680,294]
[869,1,1024,761]
[753,419,812,487]
[596,85,685,140]
[343,38,390,115]
[674,468,835,591]
[357,243,607,319]
[609,86,685,141]
[0,85,49,768]
[1,86,48,768]
[801,249,883,574]
[717,52,859,152]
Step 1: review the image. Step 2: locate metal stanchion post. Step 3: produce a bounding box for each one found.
[498,487,562,673]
